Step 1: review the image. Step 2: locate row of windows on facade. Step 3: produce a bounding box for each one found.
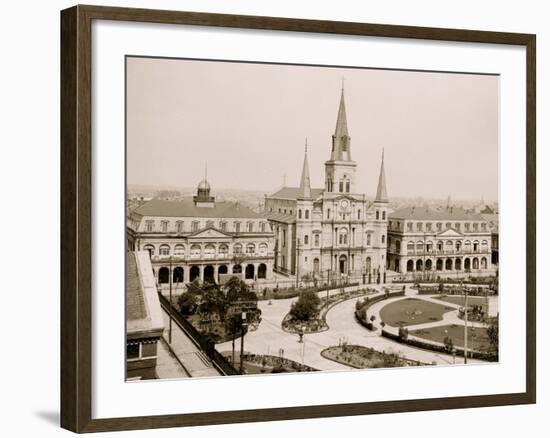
[269,207,386,222]
[392,239,490,253]
[326,179,351,193]
[143,220,268,233]
[293,231,385,247]
[143,242,269,257]
[390,220,488,233]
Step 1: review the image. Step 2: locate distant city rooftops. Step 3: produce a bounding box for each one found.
[133,198,263,219]
[268,186,324,200]
[389,206,486,221]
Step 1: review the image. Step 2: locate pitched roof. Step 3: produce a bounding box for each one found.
[133,199,263,219]
[267,213,296,224]
[126,252,147,321]
[389,206,485,221]
[268,186,324,200]
[375,150,388,203]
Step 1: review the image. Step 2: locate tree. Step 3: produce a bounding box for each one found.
[398,325,409,341]
[178,291,198,316]
[443,336,454,353]
[289,290,321,321]
[486,317,499,354]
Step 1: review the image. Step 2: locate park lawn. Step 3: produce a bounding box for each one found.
[379,298,454,327]
[435,295,489,310]
[411,324,491,352]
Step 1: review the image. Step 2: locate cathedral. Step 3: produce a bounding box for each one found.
[265,87,389,283]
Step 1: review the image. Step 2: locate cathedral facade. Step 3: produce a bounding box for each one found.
[265,88,389,283]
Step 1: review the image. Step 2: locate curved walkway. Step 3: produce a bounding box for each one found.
[216,284,485,369]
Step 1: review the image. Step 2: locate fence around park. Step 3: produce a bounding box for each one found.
[157,292,239,376]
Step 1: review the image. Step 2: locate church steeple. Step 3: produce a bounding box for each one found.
[375,149,388,203]
[330,83,352,161]
[298,138,312,199]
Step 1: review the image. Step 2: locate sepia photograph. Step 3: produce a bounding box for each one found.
[125,56,499,381]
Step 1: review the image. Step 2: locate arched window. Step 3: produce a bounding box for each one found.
[298,210,302,219]
[407,241,415,253]
[247,222,254,232]
[381,235,385,244]
[339,229,348,245]
[481,240,489,252]
[246,243,255,255]
[473,240,480,252]
[304,235,309,245]
[173,267,184,283]
[345,181,350,193]
[455,241,462,252]
[436,222,442,231]
[376,210,380,220]
[305,210,309,219]
[382,211,386,220]
[159,244,170,256]
[260,222,266,232]
[339,181,344,192]
[314,233,320,247]
[313,258,320,274]
[437,241,444,251]
[219,244,229,256]
[258,243,268,255]
[464,240,472,252]
[446,241,453,252]
[190,244,201,258]
[258,263,267,279]
[481,257,487,269]
[174,244,185,256]
[158,267,169,284]
[366,233,371,246]
[143,244,155,257]
[426,241,433,253]
[233,243,242,254]
[357,210,361,220]
[204,244,215,258]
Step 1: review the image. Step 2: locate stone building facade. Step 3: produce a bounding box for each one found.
[127,180,275,288]
[265,88,389,283]
[387,206,495,279]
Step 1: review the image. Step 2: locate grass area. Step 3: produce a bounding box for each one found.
[435,295,488,309]
[221,353,317,374]
[379,298,454,327]
[411,324,491,352]
[321,345,425,368]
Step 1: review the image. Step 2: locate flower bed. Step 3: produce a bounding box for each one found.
[258,282,360,301]
[381,329,497,362]
[321,345,427,369]
[221,353,318,374]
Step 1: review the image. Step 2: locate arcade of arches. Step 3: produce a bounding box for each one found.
[405,256,488,273]
[155,262,269,284]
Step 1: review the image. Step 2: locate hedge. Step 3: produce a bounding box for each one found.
[354,290,406,329]
[381,329,497,362]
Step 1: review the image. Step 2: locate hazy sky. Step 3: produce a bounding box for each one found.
[127,57,498,201]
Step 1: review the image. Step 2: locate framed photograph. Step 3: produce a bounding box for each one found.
[60,5,536,433]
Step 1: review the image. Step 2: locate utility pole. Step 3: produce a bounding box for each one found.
[295,239,300,290]
[463,281,468,364]
[169,256,173,344]
[239,311,247,374]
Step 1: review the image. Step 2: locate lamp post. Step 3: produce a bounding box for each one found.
[463,281,468,364]
[239,311,247,374]
[168,256,173,344]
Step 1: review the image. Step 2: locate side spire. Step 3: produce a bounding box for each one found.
[298,138,312,199]
[375,149,388,203]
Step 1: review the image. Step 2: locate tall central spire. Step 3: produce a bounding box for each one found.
[375,149,389,203]
[330,83,351,161]
[298,138,312,199]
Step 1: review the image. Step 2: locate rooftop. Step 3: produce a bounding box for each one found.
[268,186,324,200]
[133,198,263,219]
[389,206,486,221]
[266,212,297,224]
[126,252,164,338]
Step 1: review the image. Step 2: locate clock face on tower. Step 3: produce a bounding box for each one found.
[340,199,349,209]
